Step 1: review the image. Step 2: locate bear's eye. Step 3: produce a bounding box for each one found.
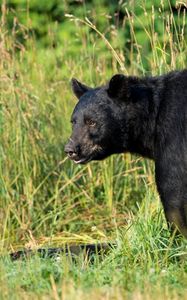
[85,119,96,127]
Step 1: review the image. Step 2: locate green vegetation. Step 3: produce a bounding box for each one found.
[0,0,187,299]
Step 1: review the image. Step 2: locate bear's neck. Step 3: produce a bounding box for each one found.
[127,121,156,159]
[124,76,162,160]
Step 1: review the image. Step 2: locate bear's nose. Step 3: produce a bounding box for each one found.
[64,143,80,159]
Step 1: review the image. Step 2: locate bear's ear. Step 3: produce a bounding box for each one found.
[107,74,129,99]
[71,78,92,99]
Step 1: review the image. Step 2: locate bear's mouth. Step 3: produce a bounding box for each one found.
[66,145,106,164]
[73,156,93,164]
[72,148,107,164]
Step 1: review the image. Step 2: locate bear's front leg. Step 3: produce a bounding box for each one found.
[155,154,187,238]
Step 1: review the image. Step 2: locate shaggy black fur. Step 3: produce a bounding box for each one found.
[65,70,187,237]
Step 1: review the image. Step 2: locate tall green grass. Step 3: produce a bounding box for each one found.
[0,1,187,299]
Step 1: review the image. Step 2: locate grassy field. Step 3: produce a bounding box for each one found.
[0,1,187,299]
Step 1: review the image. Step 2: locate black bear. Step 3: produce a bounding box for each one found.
[65,70,187,238]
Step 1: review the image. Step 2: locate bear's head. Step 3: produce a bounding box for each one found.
[64,74,152,164]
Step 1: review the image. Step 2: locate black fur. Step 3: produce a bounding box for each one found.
[65,70,187,237]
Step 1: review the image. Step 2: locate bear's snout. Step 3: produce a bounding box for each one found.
[64,141,81,161]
